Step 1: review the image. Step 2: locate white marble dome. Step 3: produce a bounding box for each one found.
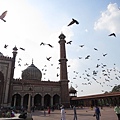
[22,62,42,81]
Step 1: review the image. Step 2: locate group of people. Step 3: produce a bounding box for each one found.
[0,108,15,118]
[60,104,120,120]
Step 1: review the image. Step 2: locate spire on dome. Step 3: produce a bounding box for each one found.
[32,58,33,64]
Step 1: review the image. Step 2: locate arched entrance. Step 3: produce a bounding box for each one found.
[34,94,42,109]
[53,94,60,105]
[11,94,21,108]
[23,94,32,109]
[44,94,51,108]
[0,71,4,104]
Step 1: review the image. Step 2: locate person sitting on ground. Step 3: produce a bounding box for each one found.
[19,110,27,119]
[11,110,15,117]
[6,110,11,118]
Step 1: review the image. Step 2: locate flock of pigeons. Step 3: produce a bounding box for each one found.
[69,47,120,93]
[0,10,119,93]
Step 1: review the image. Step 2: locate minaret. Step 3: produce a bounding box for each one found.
[58,33,70,107]
[11,46,18,79]
[8,46,18,105]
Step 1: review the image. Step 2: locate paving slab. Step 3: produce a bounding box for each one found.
[31,107,117,120]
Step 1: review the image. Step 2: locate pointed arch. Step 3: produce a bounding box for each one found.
[11,93,21,108]
[53,94,60,105]
[34,94,42,109]
[44,94,51,108]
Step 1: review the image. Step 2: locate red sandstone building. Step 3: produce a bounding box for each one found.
[0,33,70,108]
[0,33,120,109]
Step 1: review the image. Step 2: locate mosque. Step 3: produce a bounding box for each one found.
[0,33,77,109]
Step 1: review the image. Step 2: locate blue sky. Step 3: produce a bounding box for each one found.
[0,0,120,96]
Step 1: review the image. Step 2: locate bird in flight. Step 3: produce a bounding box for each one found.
[79,45,84,47]
[0,11,7,22]
[46,57,52,61]
[108,33,116,37]
[85,55,90,59]
[47,44,53,48]
[4,44,8,48]
[20,47,25,51]
[78,57,82,59]
[24,63,29,66]
[103,53,107,57]
[68,18,79,26]
[94,48,98,51]
[66,41,72,44]
[40,42,45,46]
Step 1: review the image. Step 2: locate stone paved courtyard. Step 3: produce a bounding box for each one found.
[31,107,117,120]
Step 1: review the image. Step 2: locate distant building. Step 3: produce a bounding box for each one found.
[0,33,71,108]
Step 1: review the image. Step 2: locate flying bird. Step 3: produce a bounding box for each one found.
[108,33,116,37]
[78,57,82,59]
[4,44,8,48]
[94,48,98,51]
[67,18,79,26]
[40,42,45,46]
[46,57,51,61]
[103,53,107,57]
[19,58,22,61]
[24,63,29,66]
[0,11,7,22]
[96,64,100,68]
[20,47,25,51]
[57,73,59,77]
[79,45,84,47]
[85,55,90,59]
[66,41,72,44]
[47,44,53,48]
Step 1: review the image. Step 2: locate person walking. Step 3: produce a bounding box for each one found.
[94,105,101,120]
[114,104,120,120]
[73,106,77,120]
[47,106,50,116]
[61,105,66,120]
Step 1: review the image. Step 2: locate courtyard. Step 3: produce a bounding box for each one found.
[31,107,117,120]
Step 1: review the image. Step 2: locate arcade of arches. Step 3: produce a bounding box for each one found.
[11,93,60,108]
[71,92,120,107]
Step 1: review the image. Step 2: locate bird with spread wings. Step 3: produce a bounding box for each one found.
[0,11,7,22]
[67,18,79,26]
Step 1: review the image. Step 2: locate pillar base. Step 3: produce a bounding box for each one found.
[26,113,33,120]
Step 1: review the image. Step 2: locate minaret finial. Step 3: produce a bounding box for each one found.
[32,59,33,64]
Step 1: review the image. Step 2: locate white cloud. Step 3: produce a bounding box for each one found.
[94,3,120,34]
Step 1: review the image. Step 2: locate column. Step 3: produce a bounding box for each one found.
[27,94,31,113]
[51,97,53,106]
[42,96,44,106]
[21,97,23,107]
[14,95,16,107]
[32,97,34,107]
